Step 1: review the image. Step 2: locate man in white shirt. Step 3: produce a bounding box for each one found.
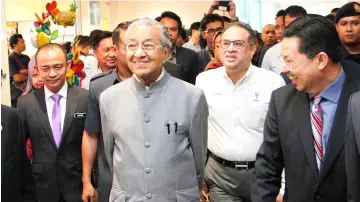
[183,22,201,52]
[17,43,88,202]
[261,6,307,75]
[196,22,285,201]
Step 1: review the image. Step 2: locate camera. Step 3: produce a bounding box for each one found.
[213,1,230,12]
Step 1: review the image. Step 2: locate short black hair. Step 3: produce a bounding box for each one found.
[112,22,132,48]
[284,6,307,19]
[331,8,339,13]
[283,15,342,63]
[78,36,90,47]
[92,31,113,49]
[190,22,200,31]
[223,21,256,46]
[221,16,231,23]
[35,43,68,66]
[159,11,182,30]
[276,9,286,18]
[9,34,23,49]
[200,14,224,31]
[179,27,187,40]
[89,29,102,49]
[63,41,71,54]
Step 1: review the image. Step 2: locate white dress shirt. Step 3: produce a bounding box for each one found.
[44,81,68,134]
[196,65,285,161]
[261,43,283,74]
[81,67,103,90]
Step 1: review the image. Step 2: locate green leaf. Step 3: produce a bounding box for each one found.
[50,30,58,40]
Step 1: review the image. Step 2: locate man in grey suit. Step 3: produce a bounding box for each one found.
[252,16,360,202]
[346,91,360,202]
[99,18,208,202]
[17,43,88,202]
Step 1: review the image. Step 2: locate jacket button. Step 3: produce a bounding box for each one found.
[144,92,150,98]
[315,194,321,200]
[146,193,152,199]
[144,117,150,123]
[145,142,150,148]
[145,167,151,174]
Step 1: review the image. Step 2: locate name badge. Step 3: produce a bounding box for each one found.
[74,112,86,118]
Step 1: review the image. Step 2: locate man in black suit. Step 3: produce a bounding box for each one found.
[345,91,360,202]
[1,104,37,202]
[17,43,88,202]
[159,11,199,84]
[252,16,360,202]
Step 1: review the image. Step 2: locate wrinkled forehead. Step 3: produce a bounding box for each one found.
[222,26,250,41]
[126,25,161,43]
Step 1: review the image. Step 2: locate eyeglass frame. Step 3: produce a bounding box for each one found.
[203,27,224,36]
[278,53,318,70]
[219,39,252,49]
[125,42,165,52]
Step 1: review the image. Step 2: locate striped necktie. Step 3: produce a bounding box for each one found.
[311,95,323,171]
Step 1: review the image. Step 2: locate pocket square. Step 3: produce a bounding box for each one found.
[74,112,86,118]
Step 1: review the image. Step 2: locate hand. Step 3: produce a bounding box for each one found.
[12,73,27,82]
[207,1,219,15]
[228,1,237,20]
[19,69,28,76]
[200,180,209,201]
[82,182,96,202]
[276,193,284,202]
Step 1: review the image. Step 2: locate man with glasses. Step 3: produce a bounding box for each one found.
[81,22,133,202]
[100,18,208,201]
[196,22,284,202]
[252,16,360,202]
[159,11,199,84]
[198,14,224,72]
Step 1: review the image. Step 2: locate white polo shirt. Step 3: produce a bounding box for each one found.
[196,65,285,161]
[261,43,283,74]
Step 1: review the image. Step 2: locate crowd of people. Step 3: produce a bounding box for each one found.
[2,1,360,202]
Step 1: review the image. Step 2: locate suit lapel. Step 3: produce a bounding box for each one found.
[33,88,58,150]
[318,75,360,184]
[59,85,79,148]
[294,91,319,180]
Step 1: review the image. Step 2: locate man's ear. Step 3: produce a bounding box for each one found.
[66,60,72,71]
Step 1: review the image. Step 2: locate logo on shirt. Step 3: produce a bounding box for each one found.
[254,91,260,102]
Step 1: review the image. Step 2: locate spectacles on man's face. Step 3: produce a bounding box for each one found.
[219,40,249,49]
[126,41,163,52]
[165,27,178,33]
[204,27,224,36]
[278,54,317,70]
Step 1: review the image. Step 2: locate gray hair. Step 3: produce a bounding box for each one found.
[124,17,172,51]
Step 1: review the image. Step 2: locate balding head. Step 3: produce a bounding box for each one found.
[35,43,67,66]
[34,43,70,93]
[261,24,277,47]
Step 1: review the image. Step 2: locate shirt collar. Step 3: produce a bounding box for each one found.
[111,68,122,85]
[133,68,165,85]
[309,67,345,103]
[44,81,68,100]
[222,64,254,86]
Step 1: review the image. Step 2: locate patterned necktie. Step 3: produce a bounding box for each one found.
[311,95,323,171]
[51,94,62,147]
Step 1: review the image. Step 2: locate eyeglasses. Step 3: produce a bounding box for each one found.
[219,40,248,49]
[165,27,178,33]
[204,27,224,35]
[125,42,163,52]
[278,54,317,70]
